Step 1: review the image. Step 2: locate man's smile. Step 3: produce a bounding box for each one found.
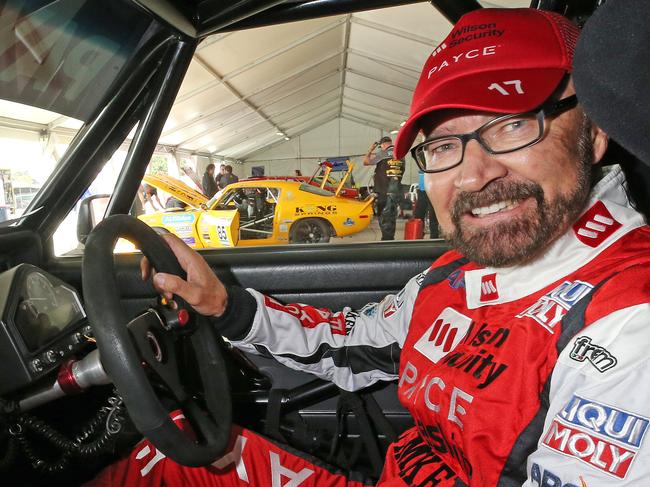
[469,198,522,218]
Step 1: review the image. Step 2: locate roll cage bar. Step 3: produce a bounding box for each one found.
[134,0,605,38]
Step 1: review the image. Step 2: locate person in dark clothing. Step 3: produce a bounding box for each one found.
[413,172,438,238]
[363,136,405,240]
[218,165,239,189]
[165,197,187,209]
[202,163,218,198]
[142,184,163,212]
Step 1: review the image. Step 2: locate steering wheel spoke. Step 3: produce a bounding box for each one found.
[127,310,188,403]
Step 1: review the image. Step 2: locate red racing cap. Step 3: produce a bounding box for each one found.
[394,8,580,159]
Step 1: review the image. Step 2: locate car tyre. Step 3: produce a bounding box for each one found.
[290,218,331,244]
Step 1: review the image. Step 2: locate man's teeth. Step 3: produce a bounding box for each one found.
[471,200,519,217]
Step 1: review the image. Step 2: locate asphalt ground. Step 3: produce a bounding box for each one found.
[331,214,440,243]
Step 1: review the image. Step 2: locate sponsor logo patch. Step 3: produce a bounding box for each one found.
[446,269,465,289]
[162,214,195,224]
[430,42,447,58]
[542,395,649,479]
[295,205,337,216]
[427,45,497,79]
[439,322,509,389]
[569,336,617,372]
[530,463,581,487]
[336,311,358,336]
[517,280,593,333]
[479,273,498,302]
[415,271,427,287]
[263,296,336,331]
[573,201,621,248]
[360,303,378,317]
[448,23,504,49]
[414,307,472,363]
[392,426,459,485]
[382,288,406,318]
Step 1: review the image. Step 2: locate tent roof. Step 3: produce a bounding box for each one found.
[163,0,529,160]
[0,1,529,161]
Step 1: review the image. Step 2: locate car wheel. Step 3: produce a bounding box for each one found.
[290,218,331,244]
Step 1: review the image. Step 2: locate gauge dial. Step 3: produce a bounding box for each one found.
[25,272,58,314]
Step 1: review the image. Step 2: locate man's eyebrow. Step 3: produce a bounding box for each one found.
[424,125,457,139]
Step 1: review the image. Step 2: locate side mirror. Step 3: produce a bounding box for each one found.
[77,194,110,244]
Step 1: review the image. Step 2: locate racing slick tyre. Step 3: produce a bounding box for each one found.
[289,218,331,244]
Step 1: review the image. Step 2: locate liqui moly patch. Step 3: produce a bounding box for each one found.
[517,280,593,333]
[542,394,649,479]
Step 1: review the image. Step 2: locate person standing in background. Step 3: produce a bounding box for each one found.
[215,165,225,190]
[202,163,218,198]
[413,171,438,238]
[219,165,239,189]
[363,136,404,240]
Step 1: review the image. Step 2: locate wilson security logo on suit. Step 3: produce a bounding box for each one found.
[413,307,472,363]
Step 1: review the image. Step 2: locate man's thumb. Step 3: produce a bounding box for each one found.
[153,272,185,298]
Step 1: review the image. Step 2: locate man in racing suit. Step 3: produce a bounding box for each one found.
[90,7,650,487]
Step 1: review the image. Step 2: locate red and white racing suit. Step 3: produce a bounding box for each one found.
[91,167,650,486]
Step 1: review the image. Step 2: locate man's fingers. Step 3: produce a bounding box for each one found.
[153,273,189,300]
[140,256,152,281]
[153,272,206,311]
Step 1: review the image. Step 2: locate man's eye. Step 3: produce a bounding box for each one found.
[502,119,528,132]
[435,144,454,153]
[428,141,458,155]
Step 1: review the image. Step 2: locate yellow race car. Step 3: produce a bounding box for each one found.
[139,174,374,247]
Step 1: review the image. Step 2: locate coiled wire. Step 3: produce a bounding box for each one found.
[3,393,125,474]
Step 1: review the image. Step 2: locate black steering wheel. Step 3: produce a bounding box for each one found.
[82,214,232,466]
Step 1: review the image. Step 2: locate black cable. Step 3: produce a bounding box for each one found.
[7,393,125,474]
[0,433,17,472]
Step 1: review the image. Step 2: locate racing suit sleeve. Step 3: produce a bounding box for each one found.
[211,270,429,392]
[523,266,650,486]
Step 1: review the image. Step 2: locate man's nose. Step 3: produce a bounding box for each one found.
[453,140,507,192]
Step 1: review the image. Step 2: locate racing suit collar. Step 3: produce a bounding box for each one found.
[464,166,645,309]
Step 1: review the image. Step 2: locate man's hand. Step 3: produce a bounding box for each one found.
[140,233,228,317]
[363,142,379,166]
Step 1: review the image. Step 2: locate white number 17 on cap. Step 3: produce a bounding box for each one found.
[488,79,524,95]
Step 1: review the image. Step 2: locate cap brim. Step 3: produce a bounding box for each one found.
[394,68,567,160]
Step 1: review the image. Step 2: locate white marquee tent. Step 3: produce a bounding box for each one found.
[0,0,528,189]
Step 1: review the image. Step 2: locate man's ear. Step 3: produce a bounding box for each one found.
[592,123,609,165]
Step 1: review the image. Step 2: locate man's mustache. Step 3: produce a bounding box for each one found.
[451,180,544,220]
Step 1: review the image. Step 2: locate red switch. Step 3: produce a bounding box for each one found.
[177,309,190,326]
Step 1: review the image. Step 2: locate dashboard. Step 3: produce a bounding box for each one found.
[0,264,92,396]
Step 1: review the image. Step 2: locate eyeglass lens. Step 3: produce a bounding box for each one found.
[416,112,542,172]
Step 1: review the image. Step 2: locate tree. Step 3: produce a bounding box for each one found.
[149,154,168,175]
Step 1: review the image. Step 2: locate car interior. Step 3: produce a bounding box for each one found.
[217,186,279,239]
[0,0,634,485]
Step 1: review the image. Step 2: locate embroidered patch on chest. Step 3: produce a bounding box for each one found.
[414,307,473,363]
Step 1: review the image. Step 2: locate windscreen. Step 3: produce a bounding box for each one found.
[0,0,158,225]
[0,0,155,121]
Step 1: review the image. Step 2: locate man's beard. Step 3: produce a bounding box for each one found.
[442,122,595,267]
